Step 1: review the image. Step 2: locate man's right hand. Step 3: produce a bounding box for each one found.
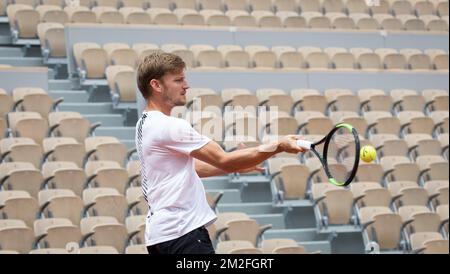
[277,135,307,154]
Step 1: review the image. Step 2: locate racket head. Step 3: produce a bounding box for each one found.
[320,123,360,186]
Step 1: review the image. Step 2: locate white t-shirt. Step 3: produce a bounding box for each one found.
[135,110,217,246]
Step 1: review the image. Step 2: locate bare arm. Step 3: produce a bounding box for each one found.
[195,159,227,178]
[191,135,305,173]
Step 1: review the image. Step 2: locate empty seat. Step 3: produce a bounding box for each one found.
[298,0,321,12]
[148,0,171,9]
[38,189,84,225]
[0,219,34,254]
[126,187,147,215]
[200,9,231,26]
[400,48,432,70]
[351,13,380,30]
[398,111,434,136]
[174,9,205,26]
[120,7,152,24]
[260,238,298,253]
[374,14,403,31]
[410,232,448,254]
[42,137,86,168]
[82,187,128,223]
[398,206,441,235]
[0,89,13,118]
[12,87,62,119]
[421,15,448,32]
[172,0,198,10]
[33,218,82,249]
[381,156,421,183]
[0,138,43,168]
[277,11,307,28]
[222,218,272,246]
[252,10,282,28]
[66,7,97,23]
[125,215,146,244]
[80,216,128,253]
[359,206,403,250]
[327,12,355,29]
[390,0,413,16]
[436,1,449,17]
[132,43,159,59]
[85,160,130,194]
[36,5,68,24]
[73,43,108,79]
[7,4,40,39]
[125,244,147,254]
[48,111,101,143]
[93,6,124,24]
[245,45,277,69]
[0,190,39,228]
[216,240,254,254]
[312,183,354,227]
[272,164,310,202]
[369,0,390,14]
[398,14,426,31]
[213,212,250,241]
[41,161,85,196]
[345,0,369,13]
[38,23,66,59]
[299,47,330,69]
[223,0,248,11]
[303,12,331,28]
[8,112,48,145]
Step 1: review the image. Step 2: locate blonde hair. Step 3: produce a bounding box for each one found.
[136,51,186,99]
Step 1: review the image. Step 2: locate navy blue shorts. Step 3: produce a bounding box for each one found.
[146,226,215,254]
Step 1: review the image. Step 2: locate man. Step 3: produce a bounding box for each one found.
[135,51,305,254]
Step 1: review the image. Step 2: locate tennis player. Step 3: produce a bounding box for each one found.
[136,51,305,254]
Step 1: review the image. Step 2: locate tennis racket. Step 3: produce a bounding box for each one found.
[296,123,360,187]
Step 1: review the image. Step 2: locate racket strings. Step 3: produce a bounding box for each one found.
[326,130,358,183]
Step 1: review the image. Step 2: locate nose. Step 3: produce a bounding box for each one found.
[183,81,190,90]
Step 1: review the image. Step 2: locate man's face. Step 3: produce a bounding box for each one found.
[160,70,189,107]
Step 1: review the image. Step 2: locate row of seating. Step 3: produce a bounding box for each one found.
[70,43,449,84]
[0,214,143,253]
[7,5,450,43]
[3,0,449,17]
[0,135,133,167]
[9,4,450,32]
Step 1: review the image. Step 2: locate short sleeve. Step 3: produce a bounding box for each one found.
[162,118,211,155]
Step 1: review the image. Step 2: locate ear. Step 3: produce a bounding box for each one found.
[149,79,161,94]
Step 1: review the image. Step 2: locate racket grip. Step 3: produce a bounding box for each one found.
[296,139,312,150]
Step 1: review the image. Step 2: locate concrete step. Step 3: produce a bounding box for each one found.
[203,177,239,190]
[48,68,56,79]
[217,202,282,215]
[0,36,11,45]
[49,90,89,103]
[59,102,122,115]
[84,114,124,127]
[206,189,241,204]
[0,47,23,57]
[0,57,43,66]
[264,228,329,242]
[95,126,135,140]
[48,79,73,90]
[120,139,135,149]
[298,241,332,254]
[250,213,285,229]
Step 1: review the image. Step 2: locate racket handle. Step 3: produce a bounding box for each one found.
[296,139,313,150]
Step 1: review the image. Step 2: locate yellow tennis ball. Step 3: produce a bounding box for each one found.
[360,145,377,163]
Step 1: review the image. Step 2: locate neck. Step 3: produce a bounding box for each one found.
[145,98,172,116]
